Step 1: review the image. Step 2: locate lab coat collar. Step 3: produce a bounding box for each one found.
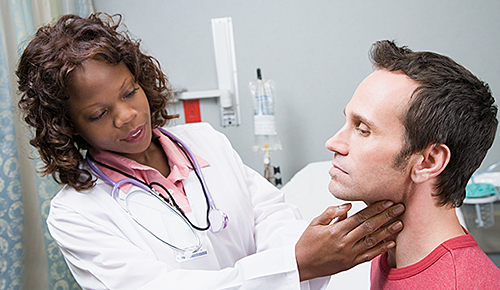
[87,128,209,190]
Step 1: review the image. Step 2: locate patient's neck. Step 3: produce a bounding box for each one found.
[387,190,465,268]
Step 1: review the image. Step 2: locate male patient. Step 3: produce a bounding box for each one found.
[326,40,500,289]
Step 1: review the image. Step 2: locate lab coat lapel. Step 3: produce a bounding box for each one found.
[183,170,208,226]
[182,170,221,269]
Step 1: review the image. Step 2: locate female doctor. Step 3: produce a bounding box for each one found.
[17,13,405,290]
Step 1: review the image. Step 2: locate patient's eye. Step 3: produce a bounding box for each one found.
[355,122,370,136]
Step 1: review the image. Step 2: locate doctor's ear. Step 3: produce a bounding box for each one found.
[70,128,79,136]
[411,144,450,184]
[67,119,79,136]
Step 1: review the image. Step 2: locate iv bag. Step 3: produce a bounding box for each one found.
[248,68,282,152]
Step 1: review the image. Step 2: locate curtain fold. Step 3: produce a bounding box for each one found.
[1,1,94,289]
[0,20,26,290]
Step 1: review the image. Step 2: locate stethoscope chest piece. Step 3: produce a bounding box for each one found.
[209,209,228,233]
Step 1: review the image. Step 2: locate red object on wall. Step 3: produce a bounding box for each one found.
[183,99,202,123]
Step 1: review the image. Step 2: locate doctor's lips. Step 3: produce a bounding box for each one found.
[121,125,146,143]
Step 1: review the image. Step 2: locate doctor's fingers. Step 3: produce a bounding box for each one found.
[352,239,397,267]
[338,201,405,240]
[350,219,402,257]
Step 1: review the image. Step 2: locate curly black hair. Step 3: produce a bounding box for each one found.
[17,13,178,190]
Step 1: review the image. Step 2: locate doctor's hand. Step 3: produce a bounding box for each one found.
[295,200,405,281]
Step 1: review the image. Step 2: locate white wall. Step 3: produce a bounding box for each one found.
[93,0,500,184]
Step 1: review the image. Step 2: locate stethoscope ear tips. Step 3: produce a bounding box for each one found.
[209,209,228,233]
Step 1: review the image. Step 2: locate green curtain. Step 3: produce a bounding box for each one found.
[0,1,94,289]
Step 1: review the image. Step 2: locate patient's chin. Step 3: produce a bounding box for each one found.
[330,192,362,202]
[328,182,366,202]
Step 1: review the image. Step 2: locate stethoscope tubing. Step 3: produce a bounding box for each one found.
[157,127,216,209]
[158,128,229,232]
[85,127,228,234]
[88,157,202,252]
[86,159,150,199]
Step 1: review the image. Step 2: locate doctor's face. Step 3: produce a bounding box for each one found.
[67,60,153,160]
[325,70,420,204]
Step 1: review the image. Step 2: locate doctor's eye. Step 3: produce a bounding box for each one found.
[125,87,139,99]
[89,110,107,122]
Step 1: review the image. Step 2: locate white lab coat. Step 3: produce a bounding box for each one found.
[48,123,329,290]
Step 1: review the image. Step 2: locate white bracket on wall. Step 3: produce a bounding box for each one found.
[176,17,241,127]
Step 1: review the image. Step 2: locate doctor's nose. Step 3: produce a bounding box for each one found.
[114,103,137,128]
[325,124,349,156]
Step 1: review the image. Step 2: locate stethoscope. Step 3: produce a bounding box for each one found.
[86,127,228,252]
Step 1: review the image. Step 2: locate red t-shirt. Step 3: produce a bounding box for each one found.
[371,233,500,289]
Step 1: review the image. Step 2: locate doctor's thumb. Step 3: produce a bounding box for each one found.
[312,203,352,226]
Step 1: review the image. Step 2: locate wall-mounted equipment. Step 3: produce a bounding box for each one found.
[175,17,240,127]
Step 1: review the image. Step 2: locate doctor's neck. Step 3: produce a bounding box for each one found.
[93,136,171,178]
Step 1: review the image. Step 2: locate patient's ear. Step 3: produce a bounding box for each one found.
[411,144,450,184]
